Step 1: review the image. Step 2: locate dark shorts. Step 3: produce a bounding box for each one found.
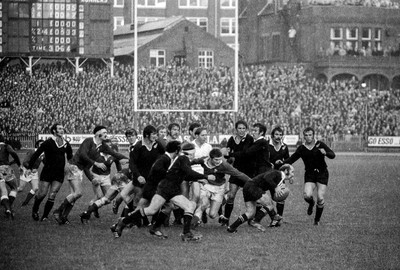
[243,182,265,202]
[156,180,181,202]
[229,175,248,188]
[40,170,64,183]
[142,183,158,201]
[304,169,329,185]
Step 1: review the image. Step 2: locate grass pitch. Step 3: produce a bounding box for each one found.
[1,153,399,270]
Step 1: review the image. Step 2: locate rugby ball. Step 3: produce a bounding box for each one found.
[273,187,290,202]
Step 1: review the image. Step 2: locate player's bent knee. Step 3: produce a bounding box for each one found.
[317,199,325,207]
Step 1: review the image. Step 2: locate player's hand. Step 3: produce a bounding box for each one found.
[319,148,326,155]
[275,185,284,197]
[198,179,208,185]
[94,162,107,171]
[275,160,283,165]
[207,175,216,181]
[137,176,146,184]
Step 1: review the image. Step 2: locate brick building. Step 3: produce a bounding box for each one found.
[113,16,235,68]
[239,0,400,90]
[112,0,236,48]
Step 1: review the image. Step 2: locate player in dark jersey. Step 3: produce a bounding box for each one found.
[119,125,165,218]
[28,124,73,222]
[18,139,45,206]
[54,125,127,224]
[227,165,294,233]
[112,128,138,215]
[219,120,254,226]
[282,127,335,225]
[112,143,215,242]
[0,134,22,219]
[250,126,290,230]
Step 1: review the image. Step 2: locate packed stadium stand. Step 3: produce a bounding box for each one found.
[1,61,399,142]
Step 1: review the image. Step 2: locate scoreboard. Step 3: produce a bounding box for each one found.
[0,0,113,58]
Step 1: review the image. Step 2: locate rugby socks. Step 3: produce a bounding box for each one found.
[173,209,184,224]
[277,202,285,216]
[224,202,234,219]
[304,196,315,206]
[1,196,11,212]
[265,208,278,220]
[123,208,143,227]
[32,196,45,213]
[87,203,99,215]
[62,202,74,219]
[56,198,69,214]
[183,213,194,234]
[8,190,17,206]
[42,199,55,219]
[218,205,223,216]
[315,203,325,222]
[230,214,248,231]
[22,190,35,206]
[152,211,169,230]
[253,206,266,223]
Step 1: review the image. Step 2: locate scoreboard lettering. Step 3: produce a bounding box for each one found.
[0,0,112,58]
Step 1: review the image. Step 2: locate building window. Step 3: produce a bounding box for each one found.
[198,50,213,68]
[220,18,236,36]
[150,49,165,66]
[361,28,371,49]
[221,0,236,8]
[179,0,208,8]
[114,17,124,30]
[137,17,164,24]
[114,0,124,8]
[186,17,208,31]
[374,28,382,51]
[330,27,343,51]
[346,27,358,52]
[138,0,166,8]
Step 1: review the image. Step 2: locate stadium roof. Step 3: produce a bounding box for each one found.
[113,16,186,56]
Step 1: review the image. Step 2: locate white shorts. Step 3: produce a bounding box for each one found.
[200,183,225,203]
[0,165,16,183]
[65,164,83,182]
[92,173,111,187]
[20,168,39,183]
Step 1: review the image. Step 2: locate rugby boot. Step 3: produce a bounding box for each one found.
[180,232,202,242]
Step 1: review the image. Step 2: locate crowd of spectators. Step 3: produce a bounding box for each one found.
[308,0,400,8]
[1,61,400,141]
[322,44,400,58]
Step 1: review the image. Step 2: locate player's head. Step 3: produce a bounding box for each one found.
[93,125,108,141]
[34,139,44,149]
[303,127,315,143]
[235,120,248,137]
[188,123,201,136]
[280,164,294,181]
[271,126,284,143]
[50,123,65,136]
[143,125,157,141]
[194,127,207,144]
[168,123,181,140]
[165,140,181,154]
[209,148,223,166]
[157,125,167,140]
[125,128,138,145]
[252,123,267,139]
[181,142,196,161]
